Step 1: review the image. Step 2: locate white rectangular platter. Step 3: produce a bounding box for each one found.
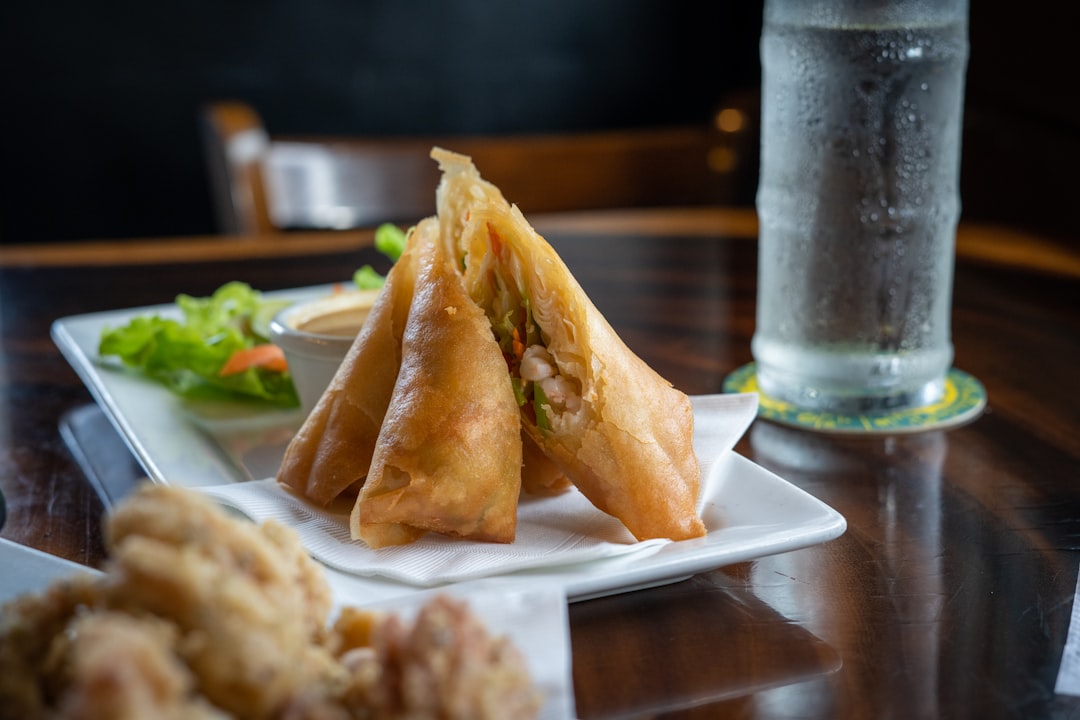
[52,287,846,604]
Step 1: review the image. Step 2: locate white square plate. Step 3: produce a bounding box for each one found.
[52,287,846,604]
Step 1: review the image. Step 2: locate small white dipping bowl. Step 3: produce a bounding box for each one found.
[269,289,381,414]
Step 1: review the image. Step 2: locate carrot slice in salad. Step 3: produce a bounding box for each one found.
[219,344,288,376]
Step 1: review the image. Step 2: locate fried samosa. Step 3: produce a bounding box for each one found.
[432,148,705,542]
[276,227,419,506]
[354,218,522,547]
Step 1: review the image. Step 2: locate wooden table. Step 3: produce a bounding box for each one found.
[2,207,1078,719]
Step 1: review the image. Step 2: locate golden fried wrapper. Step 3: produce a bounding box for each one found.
[434,149,705,542]
[354,218,522,547]
[276,230,419,505]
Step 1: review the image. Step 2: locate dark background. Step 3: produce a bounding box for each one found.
[3,1,1077,244]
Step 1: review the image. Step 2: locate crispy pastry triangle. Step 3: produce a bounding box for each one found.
[353,218,522,546]
[433,148,705,541]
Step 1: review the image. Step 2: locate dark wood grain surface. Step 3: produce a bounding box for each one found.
[1,208,1077,719]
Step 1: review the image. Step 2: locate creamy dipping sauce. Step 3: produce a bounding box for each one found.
[287,289,381,338]
[296,307,370,336]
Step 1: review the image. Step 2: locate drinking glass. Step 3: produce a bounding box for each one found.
[752,0,969,414]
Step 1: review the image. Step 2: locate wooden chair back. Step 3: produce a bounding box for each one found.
[200,101,757,235]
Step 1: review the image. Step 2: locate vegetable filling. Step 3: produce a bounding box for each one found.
[482,225,582,433]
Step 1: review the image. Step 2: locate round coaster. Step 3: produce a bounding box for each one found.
[722,363,987,434]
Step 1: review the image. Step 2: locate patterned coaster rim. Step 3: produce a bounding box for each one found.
[722,363,987,434]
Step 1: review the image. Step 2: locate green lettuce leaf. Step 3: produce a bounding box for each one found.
[353,265,387,290]
[353,223,409,289]
[98,281,299,406]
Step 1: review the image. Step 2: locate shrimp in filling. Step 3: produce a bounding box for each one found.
[474,224,583,436]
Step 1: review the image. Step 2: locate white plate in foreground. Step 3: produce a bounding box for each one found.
[52,288,847,603]
[0,538,575,720]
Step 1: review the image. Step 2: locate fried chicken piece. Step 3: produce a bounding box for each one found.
[0,575,101,719]
[54,612,227,720]
[0,485,542,720]
[333,595,541,720]
[105,483,332,638]
[102,484,341,719]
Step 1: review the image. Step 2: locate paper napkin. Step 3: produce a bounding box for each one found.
[200,392,759,587]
